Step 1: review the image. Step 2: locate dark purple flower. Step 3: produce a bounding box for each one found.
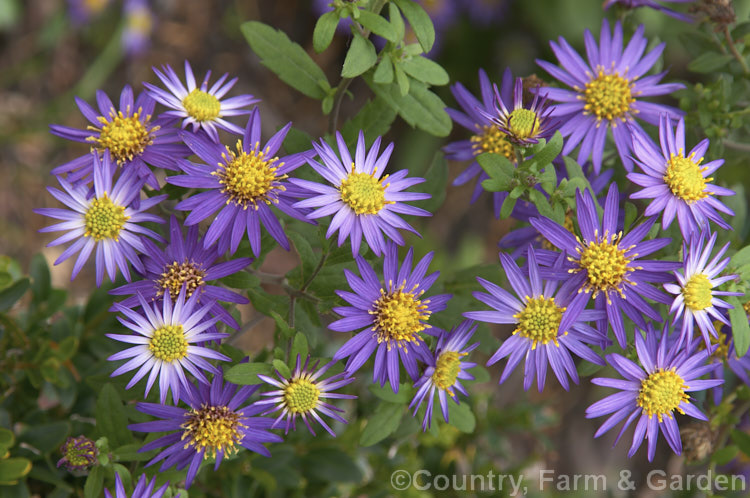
[57,436,98,472]
[105,472,176,498]
[603,0,694,22]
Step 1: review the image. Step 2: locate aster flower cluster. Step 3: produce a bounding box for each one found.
[36,1,750,493]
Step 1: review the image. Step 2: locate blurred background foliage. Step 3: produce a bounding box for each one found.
[2,0,750,496]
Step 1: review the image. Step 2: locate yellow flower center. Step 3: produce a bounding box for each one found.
[156,260,207,300]
[513,296,565,349]
[91,109,155,164]
[582,70,635,122]
[182,404,246,460]
[743,300,750,315]
[84,194,129,242]
[339,170,390,215]
[636,368,690,422]
[575,232,632,298]
[182,89,221,122]
[663,151,710,203]
[508,108,540,140]
[432,351,465,394]
[283,378,320,413]
[700,328,729,361]
[148,324,188,362]
[213,140,285,210]
[371,281,431,350]
[471,125,516,162]
[683,273,713,312]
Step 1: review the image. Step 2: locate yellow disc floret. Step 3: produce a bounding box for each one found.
[508,108,540,140]
[213,140,284,210]
[182,89,221,122]
[682,273,713,312]
[582,70,635,122]
[156,260,207,300]
[148,324,188,362]
[432,351,465,394]
[471,125,516,162]
[371,281,431,350]
[283,378,320,413]
[182,404,246,460]
[636,368,690,422]
[340,170,389,215]
[84,193,129,242]
[575,231,632,298]
[513,296,565,349]
[92,109,155,164]
[664,150,710,203]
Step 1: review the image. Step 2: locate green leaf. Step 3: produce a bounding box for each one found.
[288,232,316,279]
[688,52,735,73]
[95,384,133,448]
[366,77,451,136]
[19,421,69,454]
[713,445,739,465]
[0,278,29,312]
[301,448,363,483]
[528,189,553,219]
[419,153,448,212]
[732,246,750,268]
[114,443,154,462]
[83,466,104,498]
[357,10,397,41]
[400,56,449,86]
[733,21,750,39]
[729,297,750,356]
[394,63,409,96]
[388,3,405,41]
[272,359,292,379]
[269,310,295,339]
[225,363,275,385]
[373,56,394,85]
[341,34,377,78]
[341,97,397,147]
[290,332,309,364]
[360,402,404,446]
[313,11,339,53]
[30,254,50,302]
[220,272,260,290]
[241,21,330,99]
[477,152,514,183]
[499,195,517,219]
[525,131,562,169]
[0,458,31,484]
[369,383,412,404]
[393,0,435,53]
[447,402,476,433]
[733,430,750,458]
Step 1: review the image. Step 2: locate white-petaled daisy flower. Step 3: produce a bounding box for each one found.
[409,320,479,431]
[256,355,356,436]
[664,230,741,348]
[106,288,230,404]
[290,130,431,257]
[35,152,166,286]
[144,60,259,142]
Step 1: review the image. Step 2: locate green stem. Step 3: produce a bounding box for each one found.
[724,25,750,75]
[724,139,750,153]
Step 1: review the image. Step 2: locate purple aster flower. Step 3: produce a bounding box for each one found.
[144,60,259,142]
[50,86,188,188]
[167,108,310,256]
[129,371,282,489]
[329,242,452,391]
[409,320,479,431]
[291,131,430,257]
[57,436,98,472]
[110,215,251,331]
[443,68,516,218]
[255,355,356,436]
[479,76,559,146]
[586,325,722,461]
[537,19,684,173]
[531,183,679,347]
[603,0,694,22]
[105,473,175,498]
[35,153,166,286]
[664,230,740,348]
[122,0,154,57]
[464,248,605,391]
[629,115,735,238]
[107,288,230,404]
